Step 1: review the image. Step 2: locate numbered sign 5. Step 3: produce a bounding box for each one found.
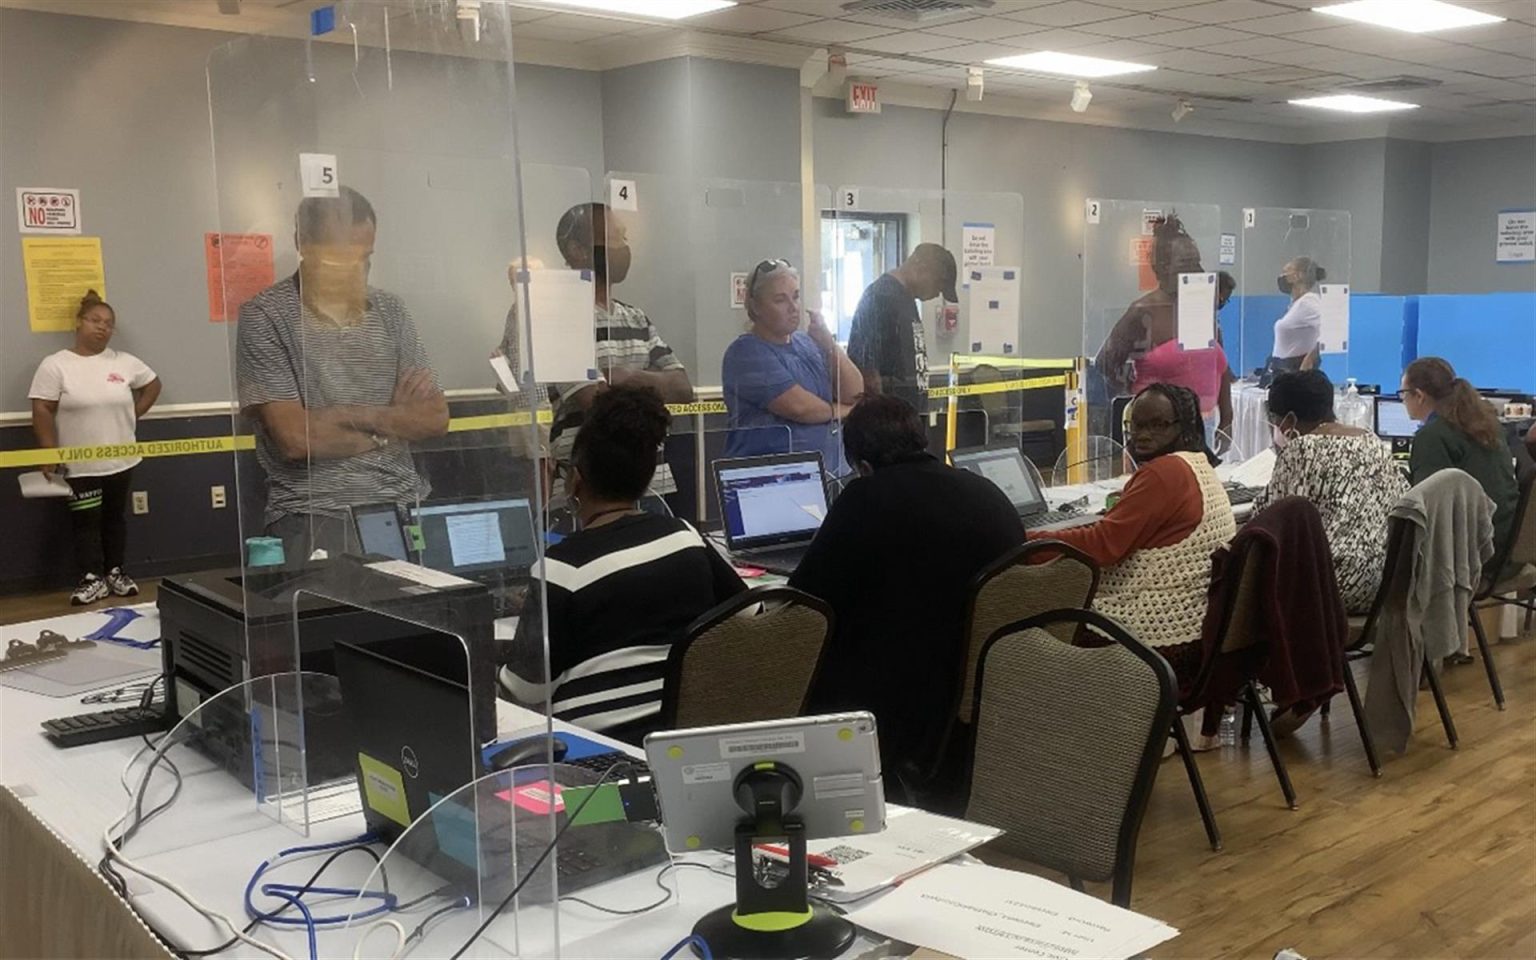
[840,188,860,210]
[1085,199,1101,224]
[299,153,339,198]
[609,178,638,212]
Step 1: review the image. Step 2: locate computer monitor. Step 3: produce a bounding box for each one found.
[949,444,1048,520]
[1373,397,1422,440]
[713,453,829,551]
[352,503,411,561]
[411,498,537,578]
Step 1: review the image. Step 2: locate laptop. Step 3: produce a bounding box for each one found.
[949,444,1099,533]
[352,503,413,561]
[712,452,829,574]
[334,635,667,904]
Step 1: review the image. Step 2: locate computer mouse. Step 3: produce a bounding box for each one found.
[487,735,569,771]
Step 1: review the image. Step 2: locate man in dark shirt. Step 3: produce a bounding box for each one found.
[789,395,1024,790]
[846,244,957,414]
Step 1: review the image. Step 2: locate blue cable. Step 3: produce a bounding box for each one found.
[244,834,396,931]
[255,888,318,960]
[659,934,712,960]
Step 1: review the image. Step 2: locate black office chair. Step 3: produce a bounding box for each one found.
[1467,464,1536,711]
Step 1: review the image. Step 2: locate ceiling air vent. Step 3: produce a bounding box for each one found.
[1347,76,1444,92]
[840,0,995,23]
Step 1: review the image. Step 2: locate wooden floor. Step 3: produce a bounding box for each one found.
[3,588,1532,957]
[0,578,161,627]
[981,618,1536,959]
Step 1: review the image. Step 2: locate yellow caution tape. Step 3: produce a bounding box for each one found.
[928,374,1068,399]
[1,402,735,469]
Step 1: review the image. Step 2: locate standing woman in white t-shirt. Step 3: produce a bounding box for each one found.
[29,291,162,605]
[1265,256,1326,378]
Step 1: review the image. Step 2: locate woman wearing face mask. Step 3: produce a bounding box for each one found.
[1099,215,1234,449]
[497,385,744,744]
[721,259,864,473]
[1267,257,1326,376]
[1257,371,1406,614]
[29,290,162,605]
[1038,383,1236,693]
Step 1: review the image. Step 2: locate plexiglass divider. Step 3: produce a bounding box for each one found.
[938,353,1076,479]
[198,7,563,952]
[1239,207,1352,381]
[1082,199,1223,448]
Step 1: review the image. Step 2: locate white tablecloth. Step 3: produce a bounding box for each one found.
[1230,382,1270,463]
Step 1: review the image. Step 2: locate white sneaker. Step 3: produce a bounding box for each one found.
[105,567,139,597]
[70,574,109,606]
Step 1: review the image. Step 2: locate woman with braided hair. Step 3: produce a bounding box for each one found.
[1035,382,1236,692]
[1096,214,1234,449]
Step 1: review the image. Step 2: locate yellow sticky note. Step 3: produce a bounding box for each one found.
[357,752,411,827]
[23,237,105,332]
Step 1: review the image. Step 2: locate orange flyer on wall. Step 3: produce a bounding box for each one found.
[205,232,275,322]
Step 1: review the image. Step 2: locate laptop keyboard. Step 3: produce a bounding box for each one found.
[1225,484,1260,506]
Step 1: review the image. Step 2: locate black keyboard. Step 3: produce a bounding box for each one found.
[736,546,808,575]
[1225,484,1260,506]
[565,750,650,779]
[42,705,169,748]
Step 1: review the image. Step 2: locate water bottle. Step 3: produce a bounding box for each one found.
[1338,378,1366,429]
[1218,706,1237,746]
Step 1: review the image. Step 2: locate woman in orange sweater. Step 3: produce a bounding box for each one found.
[1036,383,1236,688]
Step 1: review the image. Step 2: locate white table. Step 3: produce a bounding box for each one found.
[1230,382,1271,463]
[0,608,893,960]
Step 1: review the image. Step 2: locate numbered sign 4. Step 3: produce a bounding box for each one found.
[609,179,638,212]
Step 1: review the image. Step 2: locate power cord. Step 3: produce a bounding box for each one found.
[660,934,713,960]
[445,760,633,960]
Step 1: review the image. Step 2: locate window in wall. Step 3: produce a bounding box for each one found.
[820,212,905,342]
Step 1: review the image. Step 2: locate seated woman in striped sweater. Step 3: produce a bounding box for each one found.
[499,386,745,744]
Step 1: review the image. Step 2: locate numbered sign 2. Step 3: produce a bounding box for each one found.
[609,179,638,212]
[299,153,339,198]
[1085,199,1101,224]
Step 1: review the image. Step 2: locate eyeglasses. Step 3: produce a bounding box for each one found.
[1127,418,1177,435]
[747,258,792,299]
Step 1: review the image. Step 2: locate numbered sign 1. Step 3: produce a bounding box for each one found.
[299,153,339,198]
[1243,207,1256,229]
[1085,199,1101,225]
[609,179,638,212]
[840,188,860,211]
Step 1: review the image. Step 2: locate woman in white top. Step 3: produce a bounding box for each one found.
[29,291,161,605]
[1266,257,1326,377]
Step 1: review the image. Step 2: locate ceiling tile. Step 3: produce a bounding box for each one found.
[922,17,1040,42]
[757,0,848,15]
[1143,23,1252,47]
[926,40,1044,63]
[1435,52,1536,77]
[852,31,972,55]
[1068,38,1179,59]
[1160,0,1284,23]
[994,26,1108,49]
[684,6,819,34]
[998,1,1130,28]
[1207,35,1314,57]
[1470,35,1536,56]
[1143,49,1261,75]
[764,20,898,44]
[1089,0,1212,10]
[1236,13,1347,37]
[1075,13,1200,39]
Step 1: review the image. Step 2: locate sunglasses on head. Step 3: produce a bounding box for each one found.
[747,258,792,299]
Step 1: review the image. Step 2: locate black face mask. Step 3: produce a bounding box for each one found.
[1277,275,1293,295]
[592,245,608,276]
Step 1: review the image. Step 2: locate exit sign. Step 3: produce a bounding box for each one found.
[847,81,881,114]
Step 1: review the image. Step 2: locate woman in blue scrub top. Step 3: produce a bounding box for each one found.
[721,259,863,475]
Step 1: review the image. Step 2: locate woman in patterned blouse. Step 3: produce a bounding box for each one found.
[1256,370,1408,614]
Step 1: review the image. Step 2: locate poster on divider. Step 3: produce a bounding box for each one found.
[961,222,995,267]
[963,267,1019,355]
[1318,283,1350,354]
[522,268,597,382]
[22,237,105,332]
[205,232,275,322]
[1496,210,1535,263]
[1129,236,1157,291]
[1176,272,1217,350]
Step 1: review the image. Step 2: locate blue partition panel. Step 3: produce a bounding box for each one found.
[1417,293,1536,393]
[1232,294,1291,376]
[1346,295,1417,390]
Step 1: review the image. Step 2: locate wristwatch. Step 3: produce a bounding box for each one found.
[370,433,390,451]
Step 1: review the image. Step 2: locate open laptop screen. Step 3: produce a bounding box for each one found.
[950,445,1046,517]
[1373,398,1422,439]
[353,504,410,561]
[412,498,537,576]
[716,454,828,549]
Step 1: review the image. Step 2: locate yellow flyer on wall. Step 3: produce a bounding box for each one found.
[22,236,105,332]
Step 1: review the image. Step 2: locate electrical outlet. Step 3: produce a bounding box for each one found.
[132,491,149,515]
[211,485,227,509]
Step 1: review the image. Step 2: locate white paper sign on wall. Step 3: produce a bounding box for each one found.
[1219,233,1237,266]
[299,154,339,198]
[731,272,749,309]
[1141,209,1163,235]
[1176,273,1218,350]
[609,179,638,212]
[1085,199,1101,225]
[961,222,995,267]
[1318,283,1350,355]
[16,188,81,234]
[1496,210,1535,263]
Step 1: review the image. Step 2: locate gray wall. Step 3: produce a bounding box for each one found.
[1299,138,1386,294]
[1381,139,1433,296]
[1428,136,1536,294]
[0,7,606,409]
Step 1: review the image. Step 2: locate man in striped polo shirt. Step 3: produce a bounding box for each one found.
[236,187,448,562]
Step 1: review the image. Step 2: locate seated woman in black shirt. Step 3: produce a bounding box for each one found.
[499,386,745,743]
[791,395,1025,787]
